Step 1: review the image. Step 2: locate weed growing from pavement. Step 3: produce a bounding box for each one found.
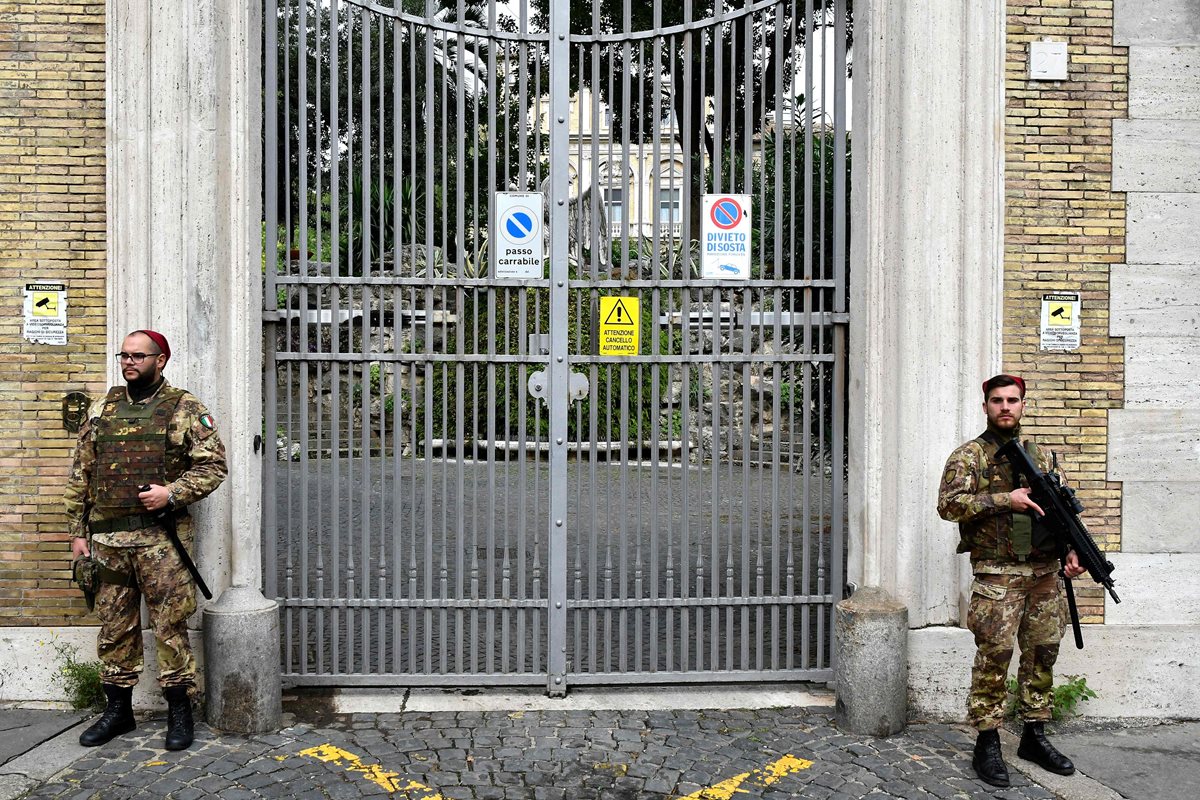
[1005,674,1098,721]
[49,640,105,711]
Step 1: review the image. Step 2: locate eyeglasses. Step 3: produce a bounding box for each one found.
[115,352,161,364]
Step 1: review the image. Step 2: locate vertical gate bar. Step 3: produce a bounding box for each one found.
[389,14,402,675]
[374,16,385,672]
[696,15,709,639]
[344,19,356,676]
[506,11,525,679]
[816,0,831,671]
[263,0,279,608]
[419,0,435,677]
[358,7,371,674]
[767,1,786,671]
[315,358,325,675]
[647,10,665,676]
[281,0,293,671]
[546,0,570,695]
[583,40,597,686]
[297,0,312,676]
[828,0,848,664]
[456,23,470,681]
[740,10,754,673]
[328,0,342,675]
[486,283,498,677]
[404,20,418,676]
[502,300,511,675]
[678,5,694,675]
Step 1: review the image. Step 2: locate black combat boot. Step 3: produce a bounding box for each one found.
[78,684,136,747]
[162,685,194,751]
[972,728,1010,787]
[1018,721,1075,775]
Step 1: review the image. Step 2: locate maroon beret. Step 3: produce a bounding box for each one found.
[134,329,170,363]
[982,374,1025,397]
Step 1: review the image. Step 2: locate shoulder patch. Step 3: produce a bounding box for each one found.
[199,413,215,430]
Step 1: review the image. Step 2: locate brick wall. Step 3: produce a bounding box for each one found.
[0,2,106,625]
[1005,0,1127,622]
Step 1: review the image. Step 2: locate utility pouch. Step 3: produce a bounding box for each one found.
[72,556,100,611]
[71,556,136,612]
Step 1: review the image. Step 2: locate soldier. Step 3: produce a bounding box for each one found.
[65,330,227,751]
[937,374,1085,788]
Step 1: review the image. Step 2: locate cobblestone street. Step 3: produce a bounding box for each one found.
[16,705,1059,800]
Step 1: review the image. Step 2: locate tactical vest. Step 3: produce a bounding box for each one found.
[958,430,1057,562]
[89,385,188,523]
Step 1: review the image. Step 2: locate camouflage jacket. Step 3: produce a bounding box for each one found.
[937,425,1057,567]
[64,379,228,547]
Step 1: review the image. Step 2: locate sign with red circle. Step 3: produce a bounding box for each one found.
[709,197,744,230]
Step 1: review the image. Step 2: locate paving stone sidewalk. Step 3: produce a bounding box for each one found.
[13,707,1059,800]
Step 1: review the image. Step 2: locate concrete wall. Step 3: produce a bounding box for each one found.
[1109,0,1200,628]
[909,625,1200,721]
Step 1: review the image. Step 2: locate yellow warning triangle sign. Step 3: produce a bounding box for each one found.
[603,298,635,326]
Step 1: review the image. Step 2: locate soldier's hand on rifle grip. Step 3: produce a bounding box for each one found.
[1063,550,1086,579]
[137,483,170,513]
[1010,486,1044,517]
[71,536,90,559]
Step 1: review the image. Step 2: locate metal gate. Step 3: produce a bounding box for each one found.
[264,0,848,691]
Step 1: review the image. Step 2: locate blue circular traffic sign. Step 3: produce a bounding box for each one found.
[503,208,539,243]
[710,197,743,230]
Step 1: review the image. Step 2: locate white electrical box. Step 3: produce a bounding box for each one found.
[1029,41,1068,81]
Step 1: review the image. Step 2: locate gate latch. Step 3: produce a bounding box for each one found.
[528,333,550,356]
[527,370,590,403]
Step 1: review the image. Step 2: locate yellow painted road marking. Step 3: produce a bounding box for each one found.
[677,754,814,800]
[299,743,444,798]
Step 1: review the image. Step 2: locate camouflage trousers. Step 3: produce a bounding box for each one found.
[966,570,1067,730]
[92,536,197,690]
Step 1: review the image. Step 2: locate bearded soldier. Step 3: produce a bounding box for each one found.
[65,330,227,751]
[937,374,1084,788]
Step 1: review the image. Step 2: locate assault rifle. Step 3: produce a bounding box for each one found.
[997,440,1119,649]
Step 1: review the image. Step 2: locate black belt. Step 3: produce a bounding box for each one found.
[89,509,188,535]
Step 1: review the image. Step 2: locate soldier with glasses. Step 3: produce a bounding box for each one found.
[65,330,227,751]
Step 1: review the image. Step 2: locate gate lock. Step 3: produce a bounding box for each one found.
[528,370,589,403]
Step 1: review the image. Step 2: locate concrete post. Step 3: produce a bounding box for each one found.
[107,0,280,731]
[835,587,908,736]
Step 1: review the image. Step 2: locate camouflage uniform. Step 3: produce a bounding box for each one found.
[937,426,1068,731]
[64,380,227,690]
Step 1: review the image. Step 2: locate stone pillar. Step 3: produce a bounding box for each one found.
[848,0,1005,626]
[107,0,280,731]
[835,588,908,736]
